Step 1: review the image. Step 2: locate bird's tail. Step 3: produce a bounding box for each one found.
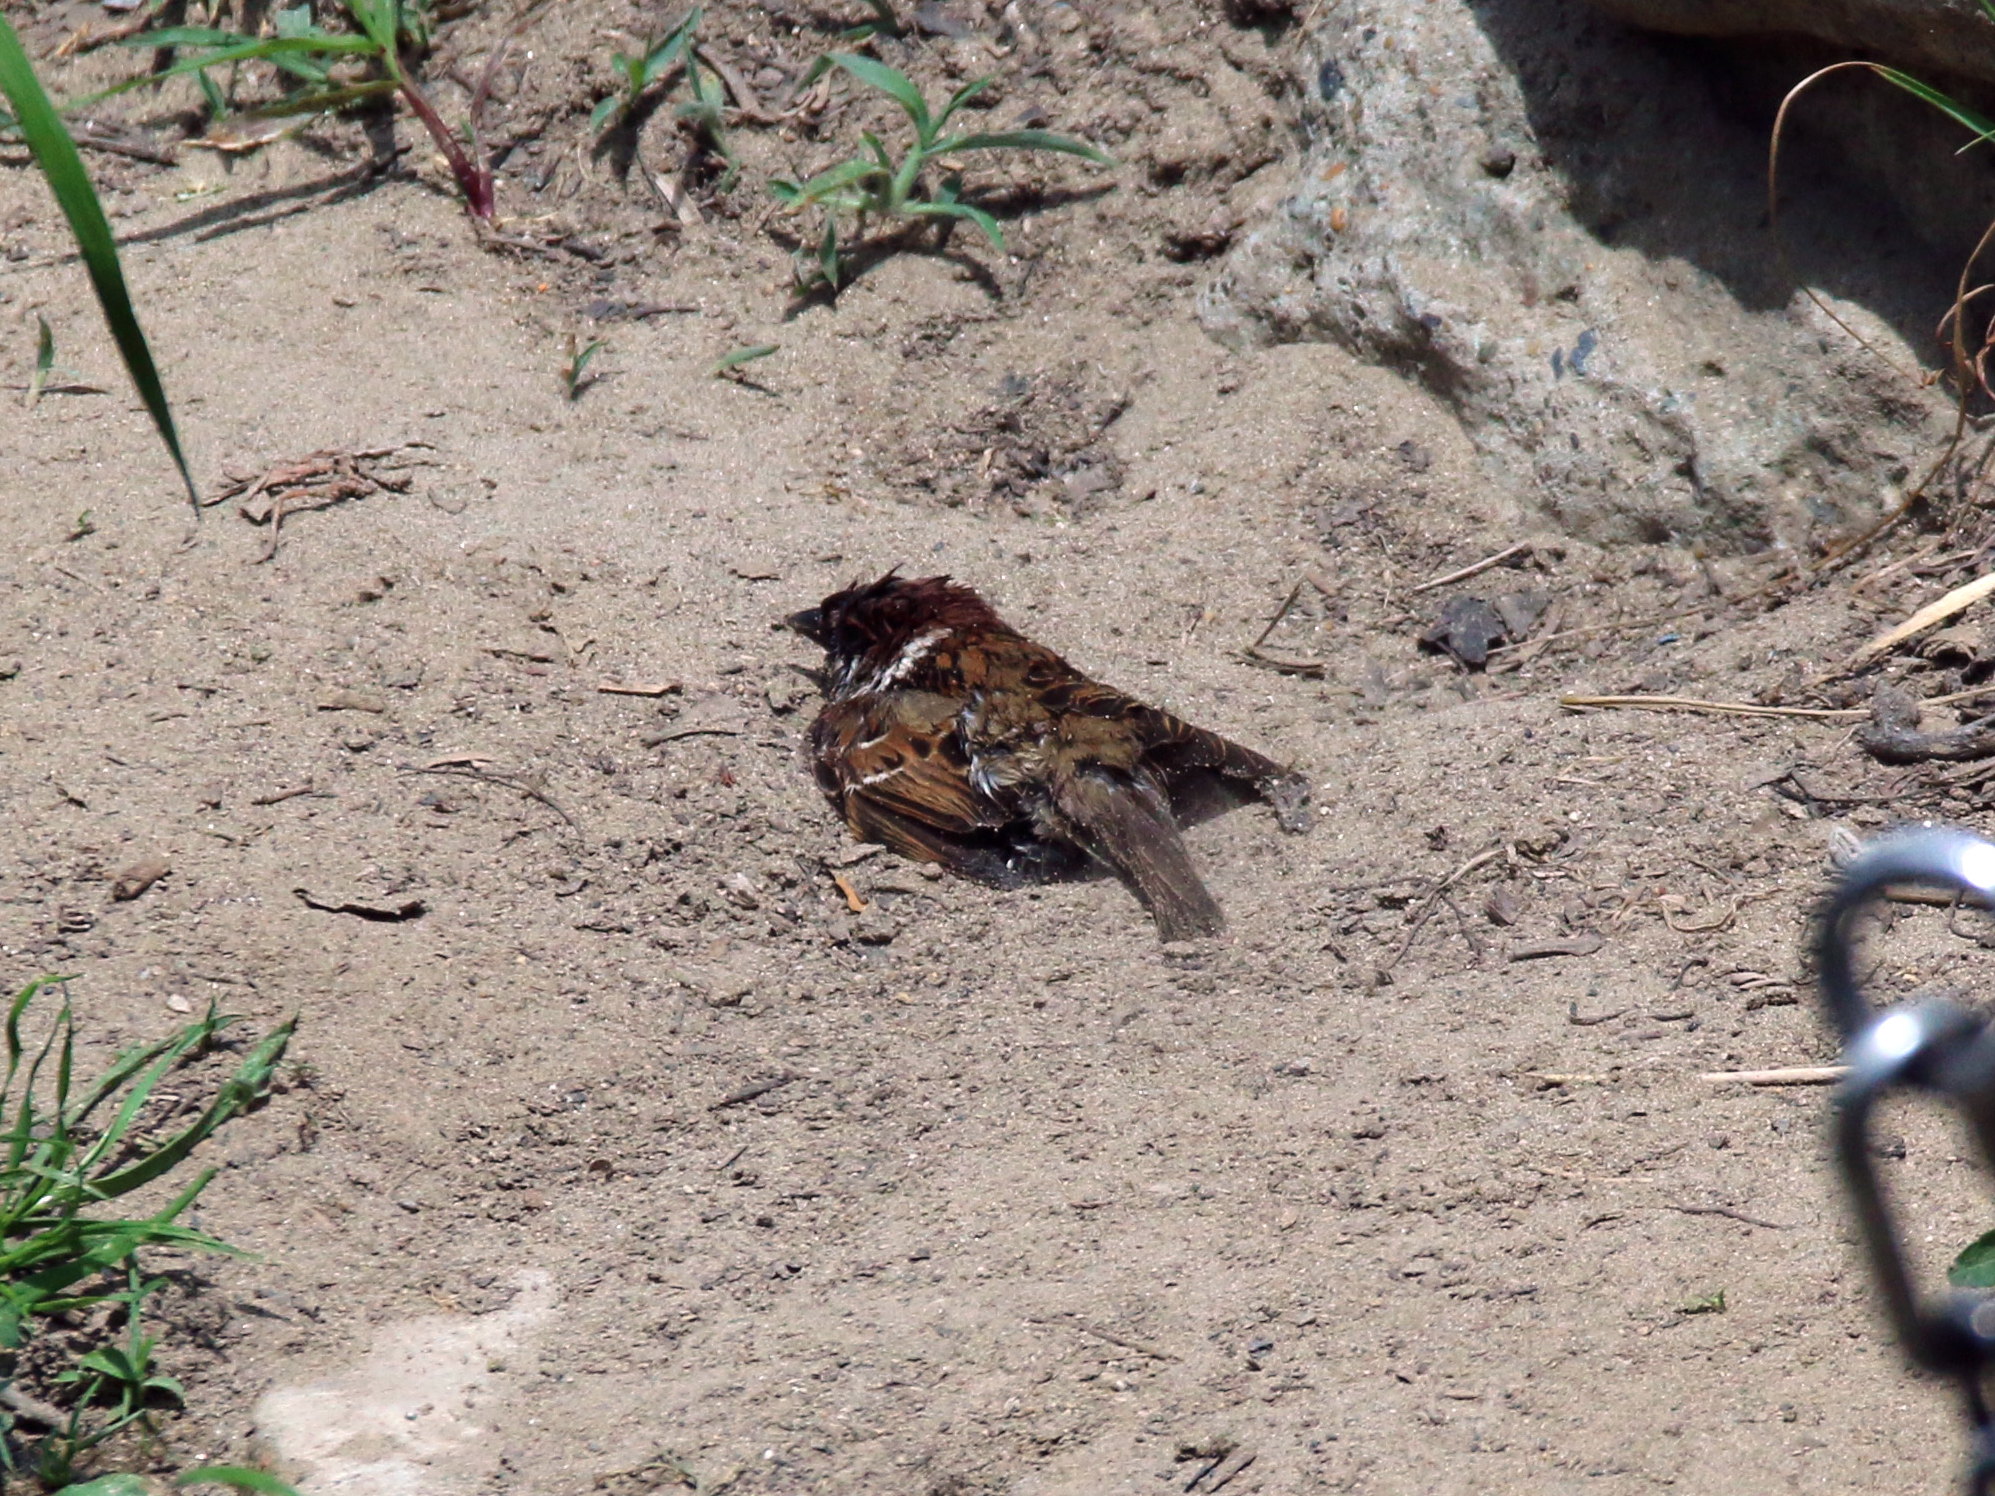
[1054,766,1225,941]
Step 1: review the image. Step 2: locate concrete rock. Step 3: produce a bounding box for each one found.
[1198,0,1956,547]
[1585,0,1995,83]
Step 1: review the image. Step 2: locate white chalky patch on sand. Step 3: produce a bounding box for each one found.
[253,1271,554,1494]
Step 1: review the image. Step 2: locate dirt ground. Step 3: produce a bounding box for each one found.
[9,0,1995,1491]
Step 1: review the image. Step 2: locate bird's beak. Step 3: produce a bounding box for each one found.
[783,606,825,642]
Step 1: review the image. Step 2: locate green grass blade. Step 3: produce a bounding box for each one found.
[90,1016,294,1198]
[937,128,1114,164]
[73,1019,215,1178]
[1873,66,1995,143]
[933,75,994,135]
[906,197,1004,248]
[828,52,929,135]
[890,148,923,212]
[122,25,259,46]
[77,33,379,109]
[565,337,606,399]
[819,219,841,288]
[789,155,887,205]
[69,1019,227,1130]
[642,7,703,86]
[52,1476,155,1496]
[0,18,200,510]
[177,1468,305,1496]
[342,0,401,53]
[708,343,778,376]
[29,313,54,407]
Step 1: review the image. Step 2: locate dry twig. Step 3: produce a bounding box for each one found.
[1410,541,1533,594]
[1560,693,1866,721]
[1699,1065,1847,1085]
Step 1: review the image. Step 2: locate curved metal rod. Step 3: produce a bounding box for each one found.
[1837,999,1990,1376]
[1817,827,1995,1040]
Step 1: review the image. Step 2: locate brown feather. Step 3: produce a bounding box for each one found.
[1050,765,1225,941]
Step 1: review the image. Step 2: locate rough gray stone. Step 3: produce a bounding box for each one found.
[1585,0,1995,84]
[1198,0,1957,547]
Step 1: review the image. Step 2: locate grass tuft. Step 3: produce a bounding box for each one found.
[564,335,607,400]
[770,54,1111,289]
[0,977,294,1487]
[90,3,495,220]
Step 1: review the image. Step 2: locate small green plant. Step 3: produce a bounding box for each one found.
[53,1275,184,1431]
[591,10,738,192]
[564,335,606,400]
[769,53,1111,289]
[26,316,53,409]
[591,8,700,134]
[708,343,778,379]
[676,49,739,193]
[0,977,295,1482]
[87,2,496,219]
[794,0,904,90]
[0,18,197,508]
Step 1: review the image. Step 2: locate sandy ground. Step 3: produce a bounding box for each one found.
[6,1,1995,1491]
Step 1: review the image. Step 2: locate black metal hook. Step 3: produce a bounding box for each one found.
[1818,826,1995,1495]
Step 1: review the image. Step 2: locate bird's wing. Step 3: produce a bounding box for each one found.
[1043,678,1311,835]
[811,694,1009,870]
[1050,762,1225,941]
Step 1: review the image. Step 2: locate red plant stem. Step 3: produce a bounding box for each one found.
[398,72,493,220]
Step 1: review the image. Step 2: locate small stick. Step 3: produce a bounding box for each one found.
[1888,883,1994,909]
[644,726,745,746]
[1521,1071,1612,1086]
[1390,843,1506,969]
[1559,693,1866,721]
[1699,1065,1847,1085]
[1508,935,1604,961]
[1668,1202,1793,1230]
[1249,580,1305,652]
[831,871,868,913]
[710,1074,797,1110]
[1851,539,1946,593]
[1925,682,1995,711]
[597,680,682,697]
[250,784,321,805]
[0,1384,66,1428]
[1410,541,1533,594]
[1853,566,1995,666]
[1241,648,1327,677]
[1567,1001,1626,1027]
[1029,1314,1175,1362]
[70,122,177,166]
[408,765,576,828]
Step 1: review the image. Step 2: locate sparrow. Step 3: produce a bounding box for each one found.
[786,572,1310,941]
